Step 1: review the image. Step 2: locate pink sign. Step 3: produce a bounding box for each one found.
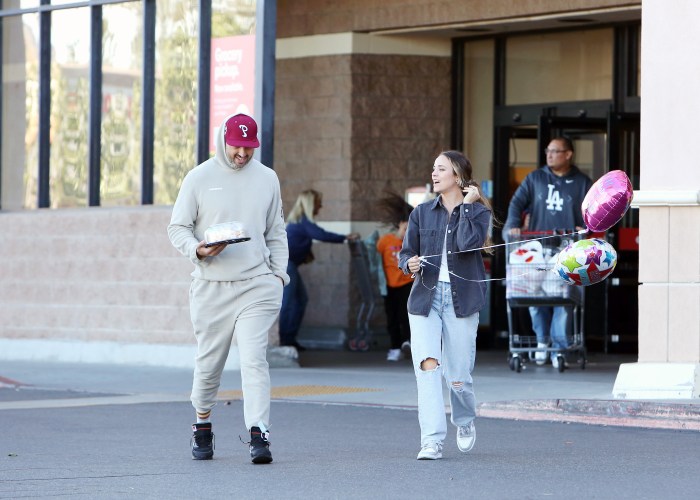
[209,35,256,153]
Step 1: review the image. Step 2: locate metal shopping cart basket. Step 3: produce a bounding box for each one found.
[347,239,376,351]
[504,231,586,373]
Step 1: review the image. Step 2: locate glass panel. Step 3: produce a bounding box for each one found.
[462,39,494,197]
[508,134,538,201]
[209,0,257,154]
[570,132,606,181]
[50,7,90,208]
[152,0,200,206]
[2,11,39,209]
[101,2,142,206]
[637,28,641,97]
[8,0,40,8]
[505,29,613,105]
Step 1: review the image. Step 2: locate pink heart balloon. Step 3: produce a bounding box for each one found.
[581,170,634,232]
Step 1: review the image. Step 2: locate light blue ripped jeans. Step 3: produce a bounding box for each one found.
[408,281,479,447]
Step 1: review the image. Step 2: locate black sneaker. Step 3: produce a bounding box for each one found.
[191,423,214,460]
[249,426,272,464]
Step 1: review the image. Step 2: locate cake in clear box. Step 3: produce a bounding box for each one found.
[204,221,250,247]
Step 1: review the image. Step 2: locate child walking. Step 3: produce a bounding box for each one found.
[376,192,415,361]
[399,150,495,460]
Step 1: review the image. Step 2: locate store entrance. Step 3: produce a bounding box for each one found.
[489,113,640,354]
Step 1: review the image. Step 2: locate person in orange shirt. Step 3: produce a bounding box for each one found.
[376,192,415,361]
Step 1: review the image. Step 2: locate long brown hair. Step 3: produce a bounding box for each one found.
[440,150,499,253]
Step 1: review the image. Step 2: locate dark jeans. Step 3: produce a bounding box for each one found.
[279,262,308,346]
[384,283,412,349]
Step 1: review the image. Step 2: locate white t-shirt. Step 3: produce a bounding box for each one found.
[438,227,451,282]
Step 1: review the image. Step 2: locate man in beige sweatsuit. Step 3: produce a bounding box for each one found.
[168,113,289,464]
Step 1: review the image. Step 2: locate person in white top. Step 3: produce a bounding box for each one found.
[168,113,289,465]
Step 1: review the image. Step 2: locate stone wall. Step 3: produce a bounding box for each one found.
[0,207,288,367]
[349,54,451,221]
[274,53,451,330]
[0,207,191,344]
[275,55,355,328]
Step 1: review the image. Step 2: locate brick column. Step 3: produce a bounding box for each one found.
[274,36,451,333]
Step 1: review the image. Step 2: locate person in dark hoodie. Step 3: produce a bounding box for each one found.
[168,113,288,464]
[503,137,593,368]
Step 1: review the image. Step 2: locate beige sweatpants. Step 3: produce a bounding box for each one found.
[189,273,283,430]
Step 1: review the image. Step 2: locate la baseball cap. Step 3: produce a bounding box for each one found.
[224,114,260,148]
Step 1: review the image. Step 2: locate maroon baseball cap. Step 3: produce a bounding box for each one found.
[223,114,260,148]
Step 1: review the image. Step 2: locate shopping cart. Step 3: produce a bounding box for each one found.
[347,239,376,352]
[504,231,586,373]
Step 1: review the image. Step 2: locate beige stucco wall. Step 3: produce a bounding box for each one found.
[637,0,700,363]
[612,0,700,399]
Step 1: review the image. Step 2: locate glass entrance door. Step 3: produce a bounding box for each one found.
[491,114,640,353]
[538,116,607,180]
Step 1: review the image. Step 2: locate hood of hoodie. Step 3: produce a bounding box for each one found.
[214,113,256,171]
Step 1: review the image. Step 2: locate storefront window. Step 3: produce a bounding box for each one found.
[508,134,538,200]
[2,11,38,209]
[152,0,257,206]
[152,0,200,206]
[49,7,90,208]
[209,0,256,152]
[505,29,613,105]
[101,2,142,206]
[462,39,494,194]
[1,0,262,209]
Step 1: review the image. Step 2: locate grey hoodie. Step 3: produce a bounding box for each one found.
[167,114,290,285]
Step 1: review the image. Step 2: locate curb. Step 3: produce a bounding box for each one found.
[477,399,700,431]
[0,375,26,388]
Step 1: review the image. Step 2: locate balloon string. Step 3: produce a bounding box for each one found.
[416,258,551,285]
[413,229,585,286]
[418,228,587,261]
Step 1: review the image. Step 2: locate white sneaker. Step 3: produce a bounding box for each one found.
[534,343,548,366]
[386,349,402,362]
[401,340,411,355]
[417,442,443,460]
[457,422,476,453]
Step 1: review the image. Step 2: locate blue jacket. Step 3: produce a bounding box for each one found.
[286,215,346,265]
[399,196,491,318]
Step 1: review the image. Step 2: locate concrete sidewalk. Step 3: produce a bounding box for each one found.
[1,349,698,431]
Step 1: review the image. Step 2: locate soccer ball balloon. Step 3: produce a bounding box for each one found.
[553,238,617,286]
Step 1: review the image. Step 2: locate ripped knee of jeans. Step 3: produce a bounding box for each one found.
[419,357,439,372]
[451,381,465,392]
